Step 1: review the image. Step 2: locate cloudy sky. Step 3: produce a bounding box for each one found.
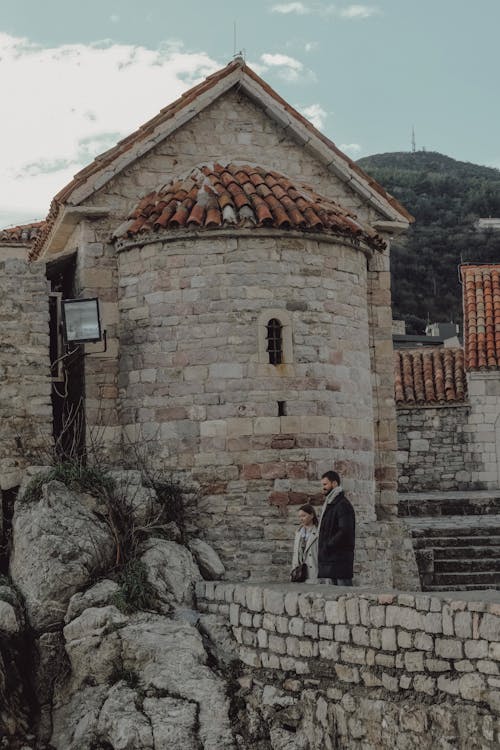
[1,0,499,228]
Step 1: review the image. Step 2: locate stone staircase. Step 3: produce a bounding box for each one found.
[399,491,500,592]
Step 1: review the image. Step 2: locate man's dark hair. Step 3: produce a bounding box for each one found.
[322,470,340,485]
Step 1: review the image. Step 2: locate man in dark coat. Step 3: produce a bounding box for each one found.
[317,470,355,585]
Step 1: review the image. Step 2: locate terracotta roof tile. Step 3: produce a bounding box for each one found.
[394,348,467,405]
[0,221,45,245]
[114,163,386,251]
[30,58,412,260]
[461,264,500,371]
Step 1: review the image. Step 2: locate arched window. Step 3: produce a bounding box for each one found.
[266,318,283,365]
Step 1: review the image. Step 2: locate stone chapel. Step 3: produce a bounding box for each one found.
[0,58,419,587]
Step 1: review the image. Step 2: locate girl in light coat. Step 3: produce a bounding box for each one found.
[291,503,319,583]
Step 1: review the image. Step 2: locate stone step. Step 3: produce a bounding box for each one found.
[399,494,500,518]
[413,536,500,549]
[424,583,500,592]
[433,571,500,586]
[433,545,500,559]
[434,558,500,574]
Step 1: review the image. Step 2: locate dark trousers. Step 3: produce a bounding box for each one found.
[319,578,353,586]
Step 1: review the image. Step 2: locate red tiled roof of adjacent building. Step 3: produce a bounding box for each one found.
[30,58,412,260]
[394,348,467,405]
[0,221,45,244]
[461,264,500,371]
[113,163,386,251]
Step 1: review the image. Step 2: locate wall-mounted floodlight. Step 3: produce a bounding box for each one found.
[61,298,103,344]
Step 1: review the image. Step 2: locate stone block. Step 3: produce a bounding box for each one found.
[229,603,240,626]
[397,630,413,649]
[345,598,360,625]
[334,625,350,643]
[381,673,399,692]
[325,600,346,625]
[437,675,460,696]
[404,651,424,672]
[257,629,268,649]
[334,664,360,684]
[352,626,370,647]
[263,589,285,616]
[319,640,339,660]
[304,621,318,639]
[413,675,436,696]
[369,605,385,628]
[341,645,366,665]
[289,617,305,637]
[319,624,334,640]
[276,616,289,634]
[435,639,463,660]
[246,586,263,612]
[479,614,500,642]
[465,639,489,659]
[459,673,485,702]
[299,639,318,658]
[286,636,301,657]
[284,592,299,617]
[268,634,286,655]
[414,631,433,652]
[261,608,278,631]
[381,628,397,651]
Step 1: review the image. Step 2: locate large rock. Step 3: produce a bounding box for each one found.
[51,608,235,750]
[189,538,225,580]
[106,469,161,526]
[140,537,201,609]
[65,579,120,623]
[9,480,114,630]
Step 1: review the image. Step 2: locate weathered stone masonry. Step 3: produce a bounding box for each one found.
[198,581,500,748]
[0,257,52,491]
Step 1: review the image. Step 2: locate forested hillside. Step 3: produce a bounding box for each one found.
[357,151,500,333]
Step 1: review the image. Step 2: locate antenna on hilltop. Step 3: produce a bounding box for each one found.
[411,126,416,153]
[233,21,237,57]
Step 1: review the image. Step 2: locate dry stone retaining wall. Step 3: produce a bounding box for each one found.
[197,581,500,747]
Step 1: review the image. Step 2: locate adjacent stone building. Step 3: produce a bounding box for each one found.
[395,264,500,492]
[3,59,419,586]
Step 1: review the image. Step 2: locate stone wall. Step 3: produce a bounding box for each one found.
[467,372,500,489]
[396,404,477,491]
[197,581,500,748]
[396,377,500,492]
[0,257,52,490]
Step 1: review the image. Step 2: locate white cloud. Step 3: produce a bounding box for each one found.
[259,52,314,83]
[340,143,362,156]
[271,2,311,14]
[304,41,319,52]
[270,2,379,18]
[339,5,379,19]
[0,33,220,226]
[301,103,327,130]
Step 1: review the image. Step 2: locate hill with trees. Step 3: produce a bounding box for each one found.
[357,151,500,333]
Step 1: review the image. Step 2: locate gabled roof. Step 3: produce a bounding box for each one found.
[461,264,500,370]
[394,348,467,405]
[30,57,412,260]
[113,162,386,251]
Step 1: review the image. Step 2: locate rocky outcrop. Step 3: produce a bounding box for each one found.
[2,467,237,749]
[189,538,226,580]
[51,607,235,749]
[9,480,114,631]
